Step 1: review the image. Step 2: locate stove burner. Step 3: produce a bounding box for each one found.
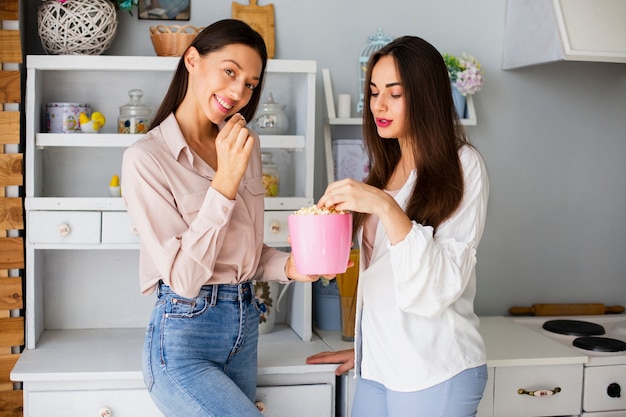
[573,336,626,352]
[542,319,605,336]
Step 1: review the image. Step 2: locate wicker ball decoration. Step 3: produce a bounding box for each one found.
[150,25,204,57]
[37,0,118,55]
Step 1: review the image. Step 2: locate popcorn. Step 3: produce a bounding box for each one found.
[293,205,346,215]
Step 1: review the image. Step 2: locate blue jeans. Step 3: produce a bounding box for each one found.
[143,282,263,417]
[351,365,488,417]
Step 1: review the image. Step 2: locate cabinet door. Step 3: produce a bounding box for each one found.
[28,211,101,244]
[493,364,582,417]
[264,211,290,245]
[256,384,332,417]
[102,211,140,243]
[28,389,164,417]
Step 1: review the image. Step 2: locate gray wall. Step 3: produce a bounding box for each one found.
[24,0,626,315]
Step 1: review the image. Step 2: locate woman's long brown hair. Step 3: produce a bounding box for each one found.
[150,19,268,129]
[353,36,468,236]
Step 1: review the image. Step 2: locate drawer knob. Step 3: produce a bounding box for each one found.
[255,401,266,413]
[270,222,281,233]
[58,223,71,236]
[607,382,621,398]
[517,387,561,397]
[99,407,112,416]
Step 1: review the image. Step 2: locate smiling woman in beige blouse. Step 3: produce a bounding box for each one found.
[121,19,328,417]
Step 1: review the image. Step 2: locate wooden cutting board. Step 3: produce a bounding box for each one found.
[232,0,275,59]
[509,303,625,316]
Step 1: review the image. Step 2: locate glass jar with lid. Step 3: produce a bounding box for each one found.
[261,152,279,197]
[118,89,151,134]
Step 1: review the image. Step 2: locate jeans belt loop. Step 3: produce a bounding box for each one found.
[210,284,219,306]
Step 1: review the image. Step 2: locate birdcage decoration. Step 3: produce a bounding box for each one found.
[357,28,394,114]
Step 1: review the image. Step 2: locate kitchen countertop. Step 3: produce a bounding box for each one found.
[11,325,337,384]
[315,316,588,368]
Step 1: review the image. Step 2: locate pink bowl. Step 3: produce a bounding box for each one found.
[288,213,353,275]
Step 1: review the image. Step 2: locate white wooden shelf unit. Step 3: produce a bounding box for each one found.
[12,55,338,417]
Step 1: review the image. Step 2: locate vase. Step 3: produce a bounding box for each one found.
[37,0,118,55]
[254,281,288,334]
[451,81,466,119]
[313,279,341,331]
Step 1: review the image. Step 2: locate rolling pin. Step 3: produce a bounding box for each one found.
[509,303,625,316]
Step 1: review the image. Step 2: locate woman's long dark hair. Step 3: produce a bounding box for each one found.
[150,19,268,129]
[354,36,468,236]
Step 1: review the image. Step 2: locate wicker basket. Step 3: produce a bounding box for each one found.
[150,25,203,57]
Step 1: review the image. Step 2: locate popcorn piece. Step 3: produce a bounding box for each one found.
[293,205,346,215]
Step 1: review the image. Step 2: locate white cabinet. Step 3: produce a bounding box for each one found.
[319,318,587,417]
[12,55,335,417]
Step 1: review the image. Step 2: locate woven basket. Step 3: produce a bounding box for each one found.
[37,0,118,55]
[150,25,203,57]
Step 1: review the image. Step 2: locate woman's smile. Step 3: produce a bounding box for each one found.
[214,94,234,114]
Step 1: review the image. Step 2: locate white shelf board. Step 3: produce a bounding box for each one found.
[36,133,141,147]
[35,133,304,150]
[326,95,477,127]
[27,55,316,74]
[25,197,126,211]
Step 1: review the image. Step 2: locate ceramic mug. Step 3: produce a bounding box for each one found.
[288,213,353,275]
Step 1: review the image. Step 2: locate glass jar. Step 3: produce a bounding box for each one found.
[252,93,288,135]
[118,89,151,134]
[261,152,279,197]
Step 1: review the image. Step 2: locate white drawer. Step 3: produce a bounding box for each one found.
[493,364,583,417]
[583,364,626,412]
[28,389,163,417]
[256,384,332,417]
[264,211,290,245]
[102,211,140,244]
[28,211,101,244]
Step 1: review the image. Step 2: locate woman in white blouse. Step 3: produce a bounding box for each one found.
[307,36,490,417]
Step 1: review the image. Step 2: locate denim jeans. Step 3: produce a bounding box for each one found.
[143,282,263,417]
[351,365,488,417]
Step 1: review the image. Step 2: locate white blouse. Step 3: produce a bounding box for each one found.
[354,144,490,392]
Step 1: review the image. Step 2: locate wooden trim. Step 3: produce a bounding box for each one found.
[0,390,22,417]
[0,113,19,145]
[0,71,20,104]
[0,199,22,231]
[0,354,19,385]
[0,318,23,349]
[0,154,21,187]
[0,238,23,270]
[0,1,19,21]
[0,277,22,311]
[0,31,21,64]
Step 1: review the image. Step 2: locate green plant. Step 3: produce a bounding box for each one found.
[443,52,484,96]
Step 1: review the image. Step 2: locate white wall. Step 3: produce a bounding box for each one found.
[24,0,626,315]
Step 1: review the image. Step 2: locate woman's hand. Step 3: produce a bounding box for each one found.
[283,253,338,282]
[319,178,412,245]
[212,113,254,199]
[306,349,355,376]
[317,178,389,216]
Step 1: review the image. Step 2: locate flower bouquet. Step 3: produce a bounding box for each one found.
[443,53,484,96]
